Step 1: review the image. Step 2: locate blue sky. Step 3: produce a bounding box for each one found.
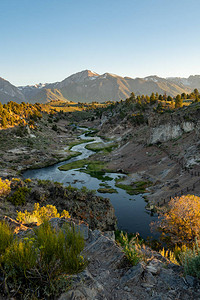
[1,0,200,85]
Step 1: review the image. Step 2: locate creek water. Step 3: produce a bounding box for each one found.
[23,129,158,239]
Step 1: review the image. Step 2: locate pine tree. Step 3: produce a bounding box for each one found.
[175,94,183,108]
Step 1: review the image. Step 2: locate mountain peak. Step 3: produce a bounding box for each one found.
[59,70,99,87]
[82,70,99,77]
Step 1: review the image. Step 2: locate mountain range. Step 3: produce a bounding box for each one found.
[1,70,200,104]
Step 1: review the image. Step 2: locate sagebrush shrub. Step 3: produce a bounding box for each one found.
[7,186,31,206]
[0,178,11,197]
[179,241,200,278]
[17,203,70,224]
[0,221,13,254]
[0,219,87,298]
[118,232,143,266]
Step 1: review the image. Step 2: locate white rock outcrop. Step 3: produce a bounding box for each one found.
[149,122,194,144]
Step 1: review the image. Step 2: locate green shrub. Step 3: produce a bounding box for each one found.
[180,241,200,278]
[0,221,13,254]
[0,220,87,298]
[128,113,146,125]
[3,237,38,275]
[34,221,86,274]
[24,178,32,183]
[7,186,31,206]
[38,179,51,186]
[117,232,143,266]
[52,124,58,131]
[66,184,78,192]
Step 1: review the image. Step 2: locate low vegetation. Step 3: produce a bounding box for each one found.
[153,194,200,246]
[0,178,11,196]
[116,231,143,266]
[7,186,31,206]
[68,139,95,150]
[115,180,152,195]
[59,159,113,180]
[85,142,118,153]
[0,206,87,299]
[65,151,82,160]
[58,158,89,171]
[97,187,117,194]
[16,202,70,224]
[0,101,42,128]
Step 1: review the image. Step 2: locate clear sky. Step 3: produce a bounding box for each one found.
[1,0,200,86]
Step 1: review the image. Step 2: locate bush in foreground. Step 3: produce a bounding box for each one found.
[0,221,14,254]
[179,240,200,278]
[153,195,200,246]
[0,218,87,298]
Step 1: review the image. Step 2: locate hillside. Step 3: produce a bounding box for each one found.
[0,77,25,104]
[168,75,200,90]
[28,88,71,104]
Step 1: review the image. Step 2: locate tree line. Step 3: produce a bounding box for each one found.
[0,101,44,128]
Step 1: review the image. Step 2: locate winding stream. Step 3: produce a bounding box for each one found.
[23,129,158,239]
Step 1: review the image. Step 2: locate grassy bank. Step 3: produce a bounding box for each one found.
[115,180,152,195]
[65,151,82,160]
[85,142,118,153]
[68,139,95,150]
[97,187,118,194]
[59,159,114,180]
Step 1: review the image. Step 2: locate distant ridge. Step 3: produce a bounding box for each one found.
[0,77,25,104]
[1,70,200,104]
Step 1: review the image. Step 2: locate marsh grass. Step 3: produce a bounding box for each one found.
[59,159,113,180]
[97,187,118,194]
[65,151,82,160]
[68,139,95,150]
[85,142,118,153]
[115,180,152,195]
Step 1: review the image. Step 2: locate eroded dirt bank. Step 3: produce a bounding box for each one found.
[79,103,200,207]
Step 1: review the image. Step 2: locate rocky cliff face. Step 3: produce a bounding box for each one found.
[46,218,199,300]
[145,104,200,145]
[4,216,199,299]
[149,122,195,144]
[146,106,200,170]
[0,179,117,232]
